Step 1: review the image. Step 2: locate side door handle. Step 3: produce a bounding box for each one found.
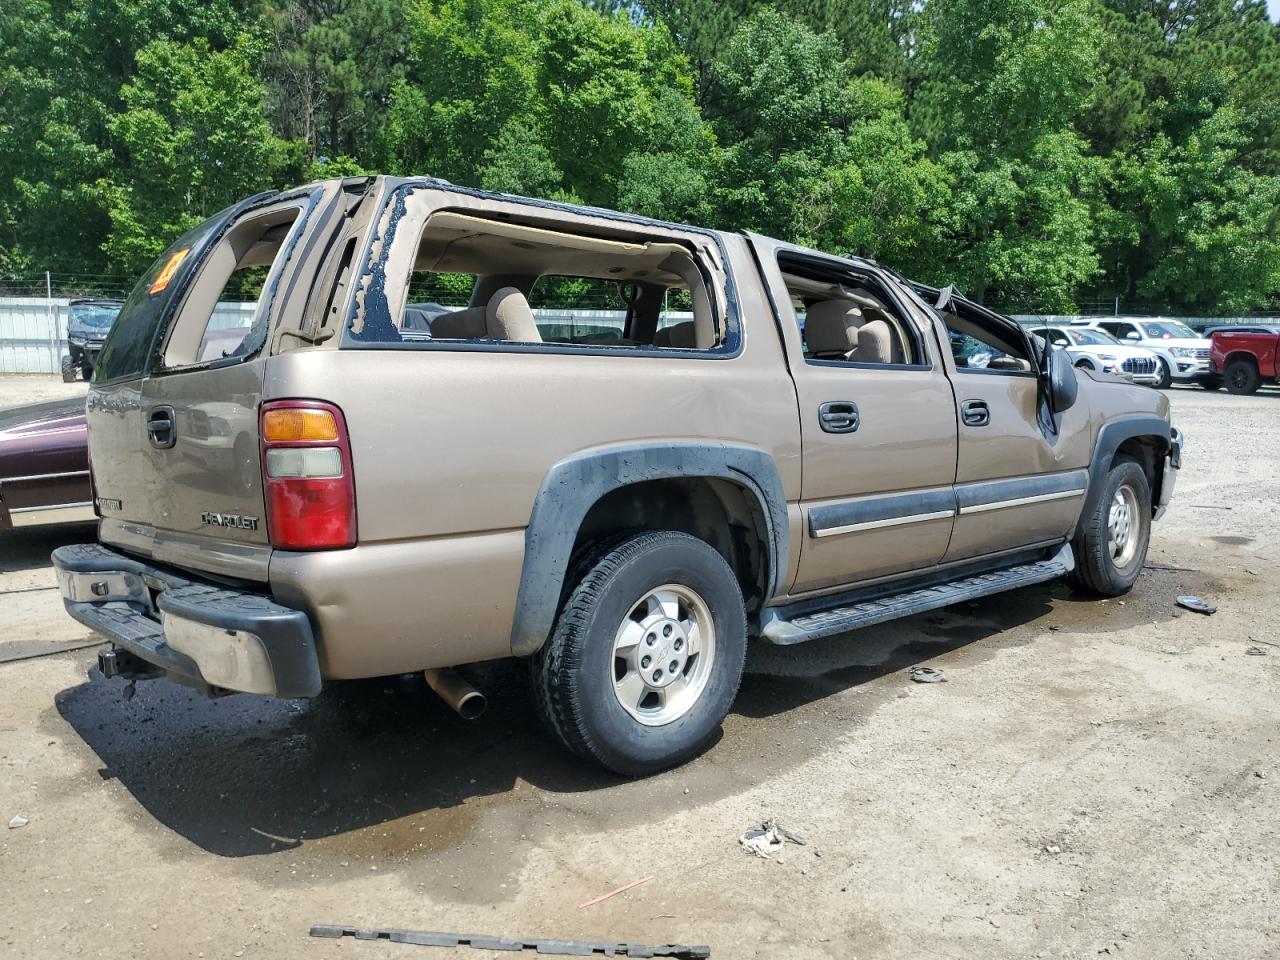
[147,405,177,449]
[818,401,860,434]
[960,399,990,427]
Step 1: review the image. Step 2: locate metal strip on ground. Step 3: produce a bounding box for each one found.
[310,925,711,958]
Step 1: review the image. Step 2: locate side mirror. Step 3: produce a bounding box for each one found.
[1125,331,1140,341]
[1046,345,1079,412]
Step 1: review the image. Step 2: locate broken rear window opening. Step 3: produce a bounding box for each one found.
[92,189,318,383]
[158,204,304,370]
[345,190,736,356]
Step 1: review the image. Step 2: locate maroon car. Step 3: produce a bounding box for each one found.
[0,397,93,530]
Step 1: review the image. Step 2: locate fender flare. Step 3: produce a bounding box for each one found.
[1078,415,1171,529]
[510,442,789,657]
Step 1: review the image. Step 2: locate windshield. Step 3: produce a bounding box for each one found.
[1141,321,1198,339]
[1068,328,1120,346]
[69,303,122,329]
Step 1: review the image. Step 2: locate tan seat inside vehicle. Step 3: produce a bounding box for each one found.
[430,305,486,339]
[854,319,893,364]
[486,287,542,343]
[805,299,865,359]
[426,288,544,343]
[653,321,696,348]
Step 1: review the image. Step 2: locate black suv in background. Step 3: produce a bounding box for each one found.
[63,298,124,381]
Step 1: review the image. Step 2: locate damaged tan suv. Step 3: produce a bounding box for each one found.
[54,176,1182,774]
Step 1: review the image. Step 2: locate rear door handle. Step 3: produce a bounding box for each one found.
[818,401,860,434]
[960,399,990,427]
[147,405,177,449]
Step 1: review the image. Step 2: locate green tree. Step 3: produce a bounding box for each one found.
[1111,107,1280,312]
[263,0,406,163]
[911,0,1105,308]
[0,0,261,274]
[383,0,542,183]
[103,36,287,272]
[708,11,947,268]
[384,0,714,218]
[1082,0,1280,309]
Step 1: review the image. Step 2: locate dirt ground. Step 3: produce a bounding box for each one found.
[1,376,1277,960]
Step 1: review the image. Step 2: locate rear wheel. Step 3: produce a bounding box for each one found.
[60,354,77,383]
[1225,358,1261,395]
[1070,457,1151,596]
[531,531,747,776]
[1154,358,1173,390]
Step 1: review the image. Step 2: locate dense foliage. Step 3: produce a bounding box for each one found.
[1,0,1278,312]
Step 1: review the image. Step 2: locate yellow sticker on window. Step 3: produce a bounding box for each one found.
[148,247,191,295]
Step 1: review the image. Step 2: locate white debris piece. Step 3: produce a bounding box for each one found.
[739,819,807,859]
[9,815,29,829]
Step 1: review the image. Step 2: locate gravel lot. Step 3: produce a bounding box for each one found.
[1,377,1277,959]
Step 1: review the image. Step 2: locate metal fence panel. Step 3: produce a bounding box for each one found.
[0,298,69,374]
[0,299,257,374]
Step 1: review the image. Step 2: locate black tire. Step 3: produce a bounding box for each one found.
[1225,358,1261,395]
[81,361,93,380]
[60,354,77,383]
[1154,358,1173,390]
[1200,375,1222,391]
[531,531,747,776]
[1070,457,1151,596]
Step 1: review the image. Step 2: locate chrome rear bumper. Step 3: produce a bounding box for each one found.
[52,543,321,698]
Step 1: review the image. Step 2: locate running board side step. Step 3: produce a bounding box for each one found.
[760,545,1074,645]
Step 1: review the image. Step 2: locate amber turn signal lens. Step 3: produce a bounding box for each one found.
[262,408,339,443]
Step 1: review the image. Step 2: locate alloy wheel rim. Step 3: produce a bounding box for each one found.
[1108,484,1140,567]
[611,584,715,727]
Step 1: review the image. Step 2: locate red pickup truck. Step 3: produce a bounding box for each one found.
[1209,326,1280,394]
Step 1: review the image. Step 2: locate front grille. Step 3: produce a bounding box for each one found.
[1193,348,1210,360]
[1123,357,1156,375]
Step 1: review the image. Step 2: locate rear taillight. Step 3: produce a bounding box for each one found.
[260,400,356,550]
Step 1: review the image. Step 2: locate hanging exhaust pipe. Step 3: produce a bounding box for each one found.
[423,668,486,720]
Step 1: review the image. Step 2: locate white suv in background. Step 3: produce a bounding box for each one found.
[1027,324,1162,385]
[1083,318,1215,389]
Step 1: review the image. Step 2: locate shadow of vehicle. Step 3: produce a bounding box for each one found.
[53,580,1159,860]
[1,522,97,574]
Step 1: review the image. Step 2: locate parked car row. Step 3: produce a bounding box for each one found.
[1019,318,1216,390]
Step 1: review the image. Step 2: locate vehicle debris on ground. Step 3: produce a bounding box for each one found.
[909,666,947,683]
[310,924,711,958]
[739,819,807,859]
[1176,595,1217,615]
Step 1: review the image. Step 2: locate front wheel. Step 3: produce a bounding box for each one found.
[531,531,747,776]
[60,354,77,383]
[1154,358,1173,390]
[1070,457,1151,596]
